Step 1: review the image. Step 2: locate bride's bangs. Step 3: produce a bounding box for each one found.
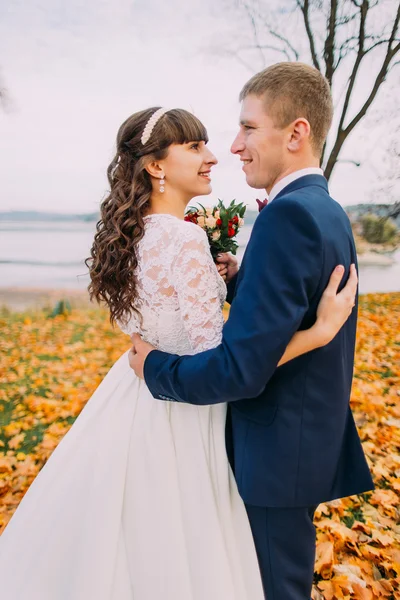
[161,109,209,146]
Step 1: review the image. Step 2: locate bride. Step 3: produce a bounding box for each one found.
[0,107,357,599]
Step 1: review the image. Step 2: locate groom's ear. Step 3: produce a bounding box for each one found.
[287,118,311,152]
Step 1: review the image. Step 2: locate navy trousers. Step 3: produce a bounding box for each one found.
[245,504,318,600]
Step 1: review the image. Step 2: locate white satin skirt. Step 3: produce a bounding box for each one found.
[0,350,264,600]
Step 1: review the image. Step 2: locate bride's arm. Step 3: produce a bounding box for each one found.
[171,225,225,353]
[130,203,359,404]
[278,264,357,366]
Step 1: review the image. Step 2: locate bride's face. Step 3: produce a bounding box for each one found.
[161,141,218,199]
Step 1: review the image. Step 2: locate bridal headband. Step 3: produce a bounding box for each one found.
[141,108,170,145]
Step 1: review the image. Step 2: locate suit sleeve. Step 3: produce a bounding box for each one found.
[144,199,323,405]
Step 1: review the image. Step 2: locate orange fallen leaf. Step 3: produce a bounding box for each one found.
[315,541,334,579]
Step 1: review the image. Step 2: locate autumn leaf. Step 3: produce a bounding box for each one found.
[315,541,334,579]
[1,293,400,599]
[352,582,373,600]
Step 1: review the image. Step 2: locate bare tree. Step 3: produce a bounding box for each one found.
[375,129,400,219]
[219,0,400,181]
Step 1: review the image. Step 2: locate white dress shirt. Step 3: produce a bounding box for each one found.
[268,167,324,203]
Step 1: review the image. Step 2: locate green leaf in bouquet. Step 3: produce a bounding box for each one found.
[239,205,247,218]
[219,205,229,228]
[196,201,207,216]
[234,202,244,216]
[226,241,238,255]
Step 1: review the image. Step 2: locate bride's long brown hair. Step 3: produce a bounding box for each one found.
[85,108,208,326]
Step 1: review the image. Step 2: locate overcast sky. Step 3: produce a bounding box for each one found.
[0,0,398,214]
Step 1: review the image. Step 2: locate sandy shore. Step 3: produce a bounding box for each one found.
[357,252,395,267]
[0,287,94,312]
[0,254,397,312]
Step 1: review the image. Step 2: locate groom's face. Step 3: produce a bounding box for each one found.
[231,95,286,192]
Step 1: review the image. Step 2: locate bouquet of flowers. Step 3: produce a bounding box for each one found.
[184,199,246,260]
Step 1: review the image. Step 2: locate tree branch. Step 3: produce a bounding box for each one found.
[337,11,360,26]
[218,47,256,73]
[239,3,300,61]
[325,2,400,180]
[238,43,292,60]
[343,0,400,137]
[324,0,338,85]
[334,36,359,68]
[388,58,400,72]
[337,0,369,135]
[297,0,321,71]
[336,159,362,167]
[242,1,267,68]
[365,37,400,54]
[344,42,400,138]
[264,24,300,60]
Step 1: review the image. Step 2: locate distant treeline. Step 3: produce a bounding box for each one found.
[345,204,400,227]
[1,204,398,228]
[0,211,99,222]
[0,209,261,225]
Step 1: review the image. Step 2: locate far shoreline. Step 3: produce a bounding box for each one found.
[357,251,395,267]
[1,285,399,313]
[0,287,93,313]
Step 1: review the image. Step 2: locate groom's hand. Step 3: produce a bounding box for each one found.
[129,333,155,379]
[216,253,238,283]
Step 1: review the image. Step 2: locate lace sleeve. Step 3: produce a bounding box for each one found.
[172,224,226,353]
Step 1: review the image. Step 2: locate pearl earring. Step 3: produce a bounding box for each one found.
[160,176,165,193]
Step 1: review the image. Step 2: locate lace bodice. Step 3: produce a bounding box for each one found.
[117,214,227,355]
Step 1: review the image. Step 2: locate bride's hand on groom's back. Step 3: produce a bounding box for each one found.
[315,264,358,345]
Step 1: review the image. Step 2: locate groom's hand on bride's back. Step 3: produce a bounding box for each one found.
[216,253,238,283]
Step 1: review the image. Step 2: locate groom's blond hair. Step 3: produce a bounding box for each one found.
[239,62,333,157]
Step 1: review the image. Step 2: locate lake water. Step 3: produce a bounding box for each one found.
[0,221,399,295]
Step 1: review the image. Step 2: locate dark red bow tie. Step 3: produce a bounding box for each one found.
[256,198,269,212]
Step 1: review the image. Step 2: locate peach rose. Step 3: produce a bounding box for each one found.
[205,216,217,228]
[212,230,221,241]
[197,216,206,227]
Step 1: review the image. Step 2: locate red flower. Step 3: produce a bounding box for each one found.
[185,212,198,223]
[228,227,235,238]
[216,218,222,227]
[233,215,239,224]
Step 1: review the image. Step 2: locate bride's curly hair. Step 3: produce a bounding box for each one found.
[85,107,208,326]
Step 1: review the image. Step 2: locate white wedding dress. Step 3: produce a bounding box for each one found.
[0,214,264,600]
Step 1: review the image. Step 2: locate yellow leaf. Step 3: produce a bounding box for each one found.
[315,541,334,579]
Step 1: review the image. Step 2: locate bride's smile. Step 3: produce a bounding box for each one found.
[149,140,218,201]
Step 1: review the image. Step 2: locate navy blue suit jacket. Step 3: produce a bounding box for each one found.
[144,175,374,507]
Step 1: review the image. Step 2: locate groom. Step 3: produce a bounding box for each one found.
[129,62,374,599]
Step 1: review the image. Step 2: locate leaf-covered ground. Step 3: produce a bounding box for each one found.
[0,293,399,599]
